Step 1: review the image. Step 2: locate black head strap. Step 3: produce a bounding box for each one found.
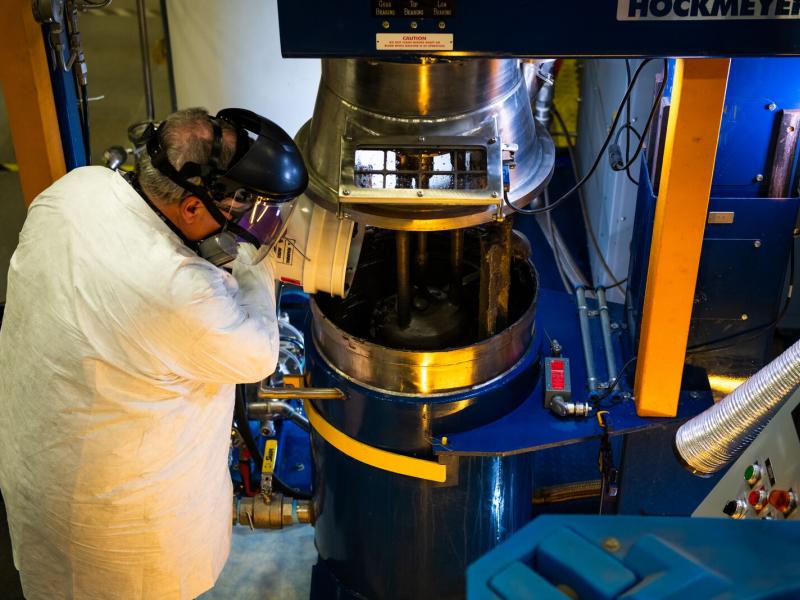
[208,117,223,171]
[145,125,209,199]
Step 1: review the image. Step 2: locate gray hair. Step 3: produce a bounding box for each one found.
[136,107,237,204]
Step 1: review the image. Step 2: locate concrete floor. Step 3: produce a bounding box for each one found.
[200,526,316,600]
[0,2,316,597]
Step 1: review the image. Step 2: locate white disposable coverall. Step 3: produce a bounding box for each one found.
[0,166,279,599]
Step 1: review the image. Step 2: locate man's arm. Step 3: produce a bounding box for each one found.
[163,256,280,384]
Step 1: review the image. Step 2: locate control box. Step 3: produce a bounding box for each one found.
[693,389,800,521]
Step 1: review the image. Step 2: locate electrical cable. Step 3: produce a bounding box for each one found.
[551,106,627,292]
[503,58,656,217]
[620,123,643,185]
[687,240,796,355]
[592,356,637,405]
[545,187,578,294]
[624,59,634,185]
[78,82,92,164]
[623,59,640,186]
[234,384,312,500]
[614,123,643,146]
[613,59,669,172]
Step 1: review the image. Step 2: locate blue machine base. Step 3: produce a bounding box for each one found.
[467,515,800,599]
[435,287,713,457]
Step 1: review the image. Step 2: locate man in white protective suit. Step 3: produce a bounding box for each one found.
[0,107,308,599]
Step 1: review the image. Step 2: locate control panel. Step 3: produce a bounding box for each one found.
[693,389,800,521]
[277,0,800,58]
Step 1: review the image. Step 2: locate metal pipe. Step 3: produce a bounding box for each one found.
[625,287,637,348]
[415,232,428,276]
[549,395,592,418]
[535,82,555,129]
[675,336,800,475]
[257,387,346,401]
[248,401,311,432]
[521,60,540,103]
[396,231,411,328]
[596,287,618,381]
[135,0,155,122]
[234,494,313,529]
[415,232,429,297]
[534,60,556,128]
[449,229,464,303]
[576,287,598,391]
[533,480,602,505]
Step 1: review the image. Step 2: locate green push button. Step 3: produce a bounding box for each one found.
[744,464,761,486]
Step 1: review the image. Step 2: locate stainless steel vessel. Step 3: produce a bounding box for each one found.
[310,261,537,395]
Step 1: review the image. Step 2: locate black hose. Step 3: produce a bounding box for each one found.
[234,384,312,500]
[234,384,263,462]
[79,82,92,165]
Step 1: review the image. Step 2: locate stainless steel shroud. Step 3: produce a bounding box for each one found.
[296,58,555,231]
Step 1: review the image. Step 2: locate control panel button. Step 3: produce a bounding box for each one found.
[744,464,762,486]
[747,489,768,511]
[723,499,748,519]
[768,490,797,516]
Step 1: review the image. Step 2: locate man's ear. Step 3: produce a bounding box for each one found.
[179,196,204,223]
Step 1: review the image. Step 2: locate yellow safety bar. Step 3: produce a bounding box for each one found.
[305,401,448,483]
[634,58,731,417]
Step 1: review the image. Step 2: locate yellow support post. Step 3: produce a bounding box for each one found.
[0,0,66,206]
[634,58,730,417]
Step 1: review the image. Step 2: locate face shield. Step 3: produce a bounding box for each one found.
[145,108,308,267]
[199,196,296,267]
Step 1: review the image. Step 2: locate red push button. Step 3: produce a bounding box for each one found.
[768,489,797,515]
[747,489,767,511]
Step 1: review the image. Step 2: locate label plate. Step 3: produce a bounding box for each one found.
[708,211,735,224]
[618,0,800,20]
[371,0,455,18]
[376,33,453,50]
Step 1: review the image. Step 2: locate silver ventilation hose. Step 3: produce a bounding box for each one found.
[675,337,800,475]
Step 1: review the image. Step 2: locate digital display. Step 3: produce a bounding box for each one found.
[371,0,455,18]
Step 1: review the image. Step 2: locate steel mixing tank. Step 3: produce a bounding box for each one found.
[300,57,554,599]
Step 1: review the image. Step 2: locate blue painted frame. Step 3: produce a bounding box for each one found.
[42,28,87,170]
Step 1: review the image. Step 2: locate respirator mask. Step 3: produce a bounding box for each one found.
[144,108,309,267]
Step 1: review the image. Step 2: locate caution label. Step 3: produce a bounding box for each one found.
[376,33,454,51]
[618,0,800,20]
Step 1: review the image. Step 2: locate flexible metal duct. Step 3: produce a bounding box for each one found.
[675,337,800,475]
